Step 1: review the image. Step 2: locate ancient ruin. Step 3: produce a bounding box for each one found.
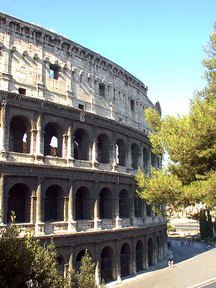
[0,12,167,284]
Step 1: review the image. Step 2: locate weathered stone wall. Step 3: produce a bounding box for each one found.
[0,12,165,284]
[0,12,155,133]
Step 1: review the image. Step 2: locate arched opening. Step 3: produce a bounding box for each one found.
[156,236,160,262]
[134,196,142,218]
[75,187,92,220]
[44,185,64,221]
[99,188,113,219]
[148,238,154,267]
[101,246,115,283]
[151,152,157,168]
[9,116,30,153]
[119,190,130,218]
[136,240,144,272]
[116,139,126,166]
[44,122,62,157]
[146,203,152,217]
[7,183,31,223]
[120,243,130,277]
[131,143,139,169]
[97,134,110,163]
[57,254,65,277]
[74,128,89,160]
[75,249,92,271]
[143,147,149,173]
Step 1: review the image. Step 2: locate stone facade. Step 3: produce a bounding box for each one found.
[0,12,166,284]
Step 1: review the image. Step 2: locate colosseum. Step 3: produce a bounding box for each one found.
[0,12,167,285]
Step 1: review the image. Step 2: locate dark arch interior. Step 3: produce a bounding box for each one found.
[119,189,130,218]
[120,243,130,277]
[44,122,62,157]
[97,134,110,163]
[9,116,30,153]
[116,139,126,166]
[75,250,92,271]
[148,238,154,267]
[44,185,64,221]
[7,183,31,223]
[74,128,89,160]
[99,188,113,219]
[75,187,92,220]
[101,246,114,283]
[136,240,144,272]
[131,143,139,169]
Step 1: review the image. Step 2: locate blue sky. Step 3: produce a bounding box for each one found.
[1,0,216,116]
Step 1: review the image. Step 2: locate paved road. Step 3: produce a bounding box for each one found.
[111,240,216,288]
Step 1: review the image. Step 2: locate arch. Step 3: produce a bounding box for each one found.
[116,139,126,166]
[151,152,157,168]
[131,143,139,169]
[44,122,63,157]
[7,183,31,223]
[136,240,144,272]
[57,254,65,277]
[44,185,64,221]
[147,238,154,267]
[75,187,93,220]
[143,147,149,173]
[120,243,130,277]
[97,134,110,163]
[119,189,130,218]
[9,116,31,153]
[156,235,160,262]
[75,249,92,271]
[74,128,89,160]
[99,188,113,219]
[100,246,115,283]
[134,196,142,218]
[146,203,152,217]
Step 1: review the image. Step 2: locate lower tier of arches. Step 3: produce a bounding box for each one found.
[41,224,167,285]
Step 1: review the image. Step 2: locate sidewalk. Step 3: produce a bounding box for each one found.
[111,240,216,288]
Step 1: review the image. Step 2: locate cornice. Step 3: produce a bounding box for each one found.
[0,90,151,145]
[0,12,150,98]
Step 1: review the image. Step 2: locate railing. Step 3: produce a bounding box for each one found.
[101,219,115,230]
[76,220,94,232]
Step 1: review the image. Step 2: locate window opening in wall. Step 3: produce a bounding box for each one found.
[49,64,59,80]
[18,88,26,95]
[130,99,135,111]
[99,83,105,97]
[78,104,84,110]
[50,136,58,156]
[22,133,27,153]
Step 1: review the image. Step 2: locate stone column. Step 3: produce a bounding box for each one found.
[30,129,37,155]
[115,183,121,228]
[35,177,44,235]
[94,185,101,230]
[68,181,76,232]
[67,124,74,162]
[126,139,132,169]
[131,238,137,275]
[36,115,44,156]
[30,191,37,224]
[115,240,121,282]
[0,101,8,153]
[64,195,68,222]
[0,175,5,224]
[139,147,144,170]
[62,134,68,159]
[95,257,100,286]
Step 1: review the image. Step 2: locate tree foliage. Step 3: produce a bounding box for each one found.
[136,22,216,228]
[0,215,63,288]
[65,250,96,288]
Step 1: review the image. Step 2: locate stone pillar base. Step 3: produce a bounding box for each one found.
[34,221,45,236]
